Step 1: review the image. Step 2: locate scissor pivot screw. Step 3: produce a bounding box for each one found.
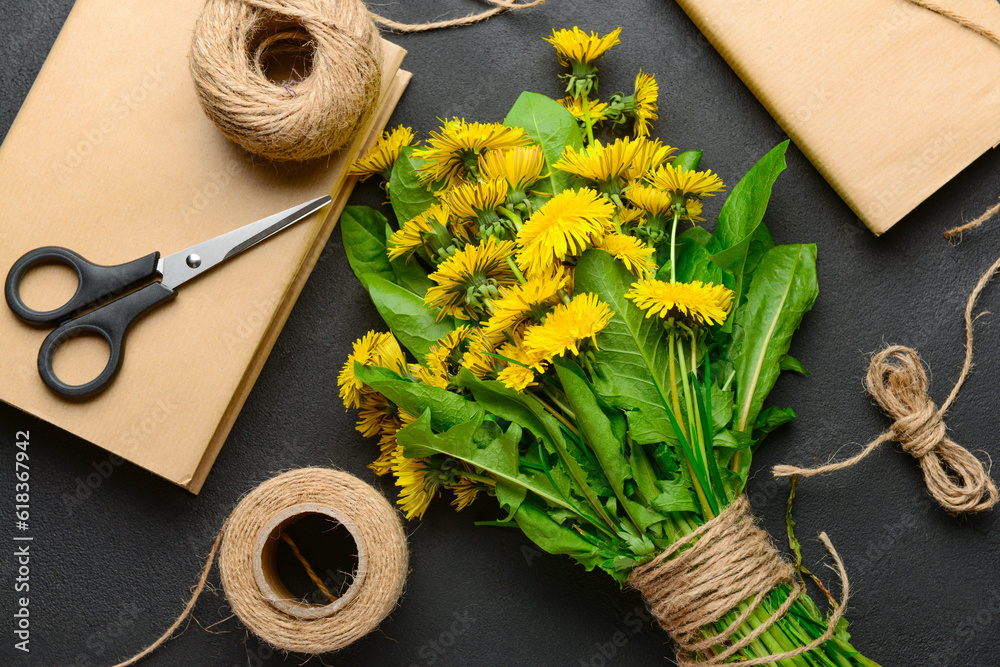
[186,253,202,269]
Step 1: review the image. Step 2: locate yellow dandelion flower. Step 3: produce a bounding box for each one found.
[369,409,416,476]
[558,96,610,123]
[459,330,500,380]
[626,184,674,217]
[515,188,615,277]
[413,120,531,185]
[684,198,705,223]
[479,146,546,194]
[626,279,734,326]
[369,447,396,476]
[423,326,472,383]
[387,203,450,261]
[595,233,657,277]
[623,137,676,182]
[338,331,407,409]
[523,293,614,359]
[410,362,449,389]
[544,27,622,67]
[498,364,537,391]
[347,125,415,181]
[447,178,509,223]
[425,237,518,321]
[356,392,396,438]
[649,163,726,199]
[481,268,570,337]
[496,341,547,392]
[450,475,481,511]
[617,206,646,227]
[630,71,659,137]
[391,448,440,520]
[553,138,639,186]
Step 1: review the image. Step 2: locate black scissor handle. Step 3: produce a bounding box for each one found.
[37,282,177,398]
[5,246,161,327]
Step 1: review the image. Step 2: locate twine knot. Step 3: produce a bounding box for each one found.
[872,346,997,513]
[627,496,848,667]
[869,346,948,458]
[774,253,1000,515]
[774,345,998,514]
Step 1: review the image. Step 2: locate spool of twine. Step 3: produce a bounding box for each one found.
[114,468,408,665]
[627,496,848,667]
[189,0,384,162]
[188,0,548,162]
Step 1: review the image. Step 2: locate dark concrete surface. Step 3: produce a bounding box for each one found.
[3,1,1000,665]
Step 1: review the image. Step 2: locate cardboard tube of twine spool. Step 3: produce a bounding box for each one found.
[115,468,408,665]
[219,468,409,653]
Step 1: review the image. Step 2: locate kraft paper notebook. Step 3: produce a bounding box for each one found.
[0,0,410,492]
[675,0,1000,234]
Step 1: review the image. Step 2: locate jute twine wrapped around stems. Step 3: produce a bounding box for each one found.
[188,0,547,161]
[627,496,849,666]
[113,468,408,666]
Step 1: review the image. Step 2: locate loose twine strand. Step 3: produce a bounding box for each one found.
[774,255,1000,514]
[944,199,1000,239]
[899,1,1000,239]
[112,469,408,666]
[369,0,548,33]
[903,0,1000,46]
[627,496,848,666]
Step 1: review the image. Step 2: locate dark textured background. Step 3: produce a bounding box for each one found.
[3,1,1000,665]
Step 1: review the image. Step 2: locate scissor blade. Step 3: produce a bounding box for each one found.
[158,196,332,290]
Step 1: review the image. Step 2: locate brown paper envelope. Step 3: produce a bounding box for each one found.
[675,0,1000,234]
[0,0,408,492]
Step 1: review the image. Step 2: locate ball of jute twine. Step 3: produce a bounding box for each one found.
[188,0,548,161]
[189,0,383,162]
[112,468,408,666]
[774,254,1000,514]
[627,496,849,666]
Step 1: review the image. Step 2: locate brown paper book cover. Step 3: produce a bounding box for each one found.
[675,0,1000,234]
[0,0,410,492]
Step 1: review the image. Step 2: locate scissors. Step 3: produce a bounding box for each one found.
[5,196,332,399]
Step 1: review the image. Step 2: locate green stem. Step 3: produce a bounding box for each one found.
[459,471,497,486]
[669,330,715,519]
[497,205,523,231]
[582,96,596,146]
[677,337,706,479]
[535,393,579,438]
[670,208,681,283]
[506,256,526,285]
[690,330,698,381]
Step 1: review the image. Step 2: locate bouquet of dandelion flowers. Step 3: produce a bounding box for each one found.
[339,27,880,666]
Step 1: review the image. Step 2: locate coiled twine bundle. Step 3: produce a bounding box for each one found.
[189,0,383,162]
[220,468,408,652]
[115,468,408,665]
